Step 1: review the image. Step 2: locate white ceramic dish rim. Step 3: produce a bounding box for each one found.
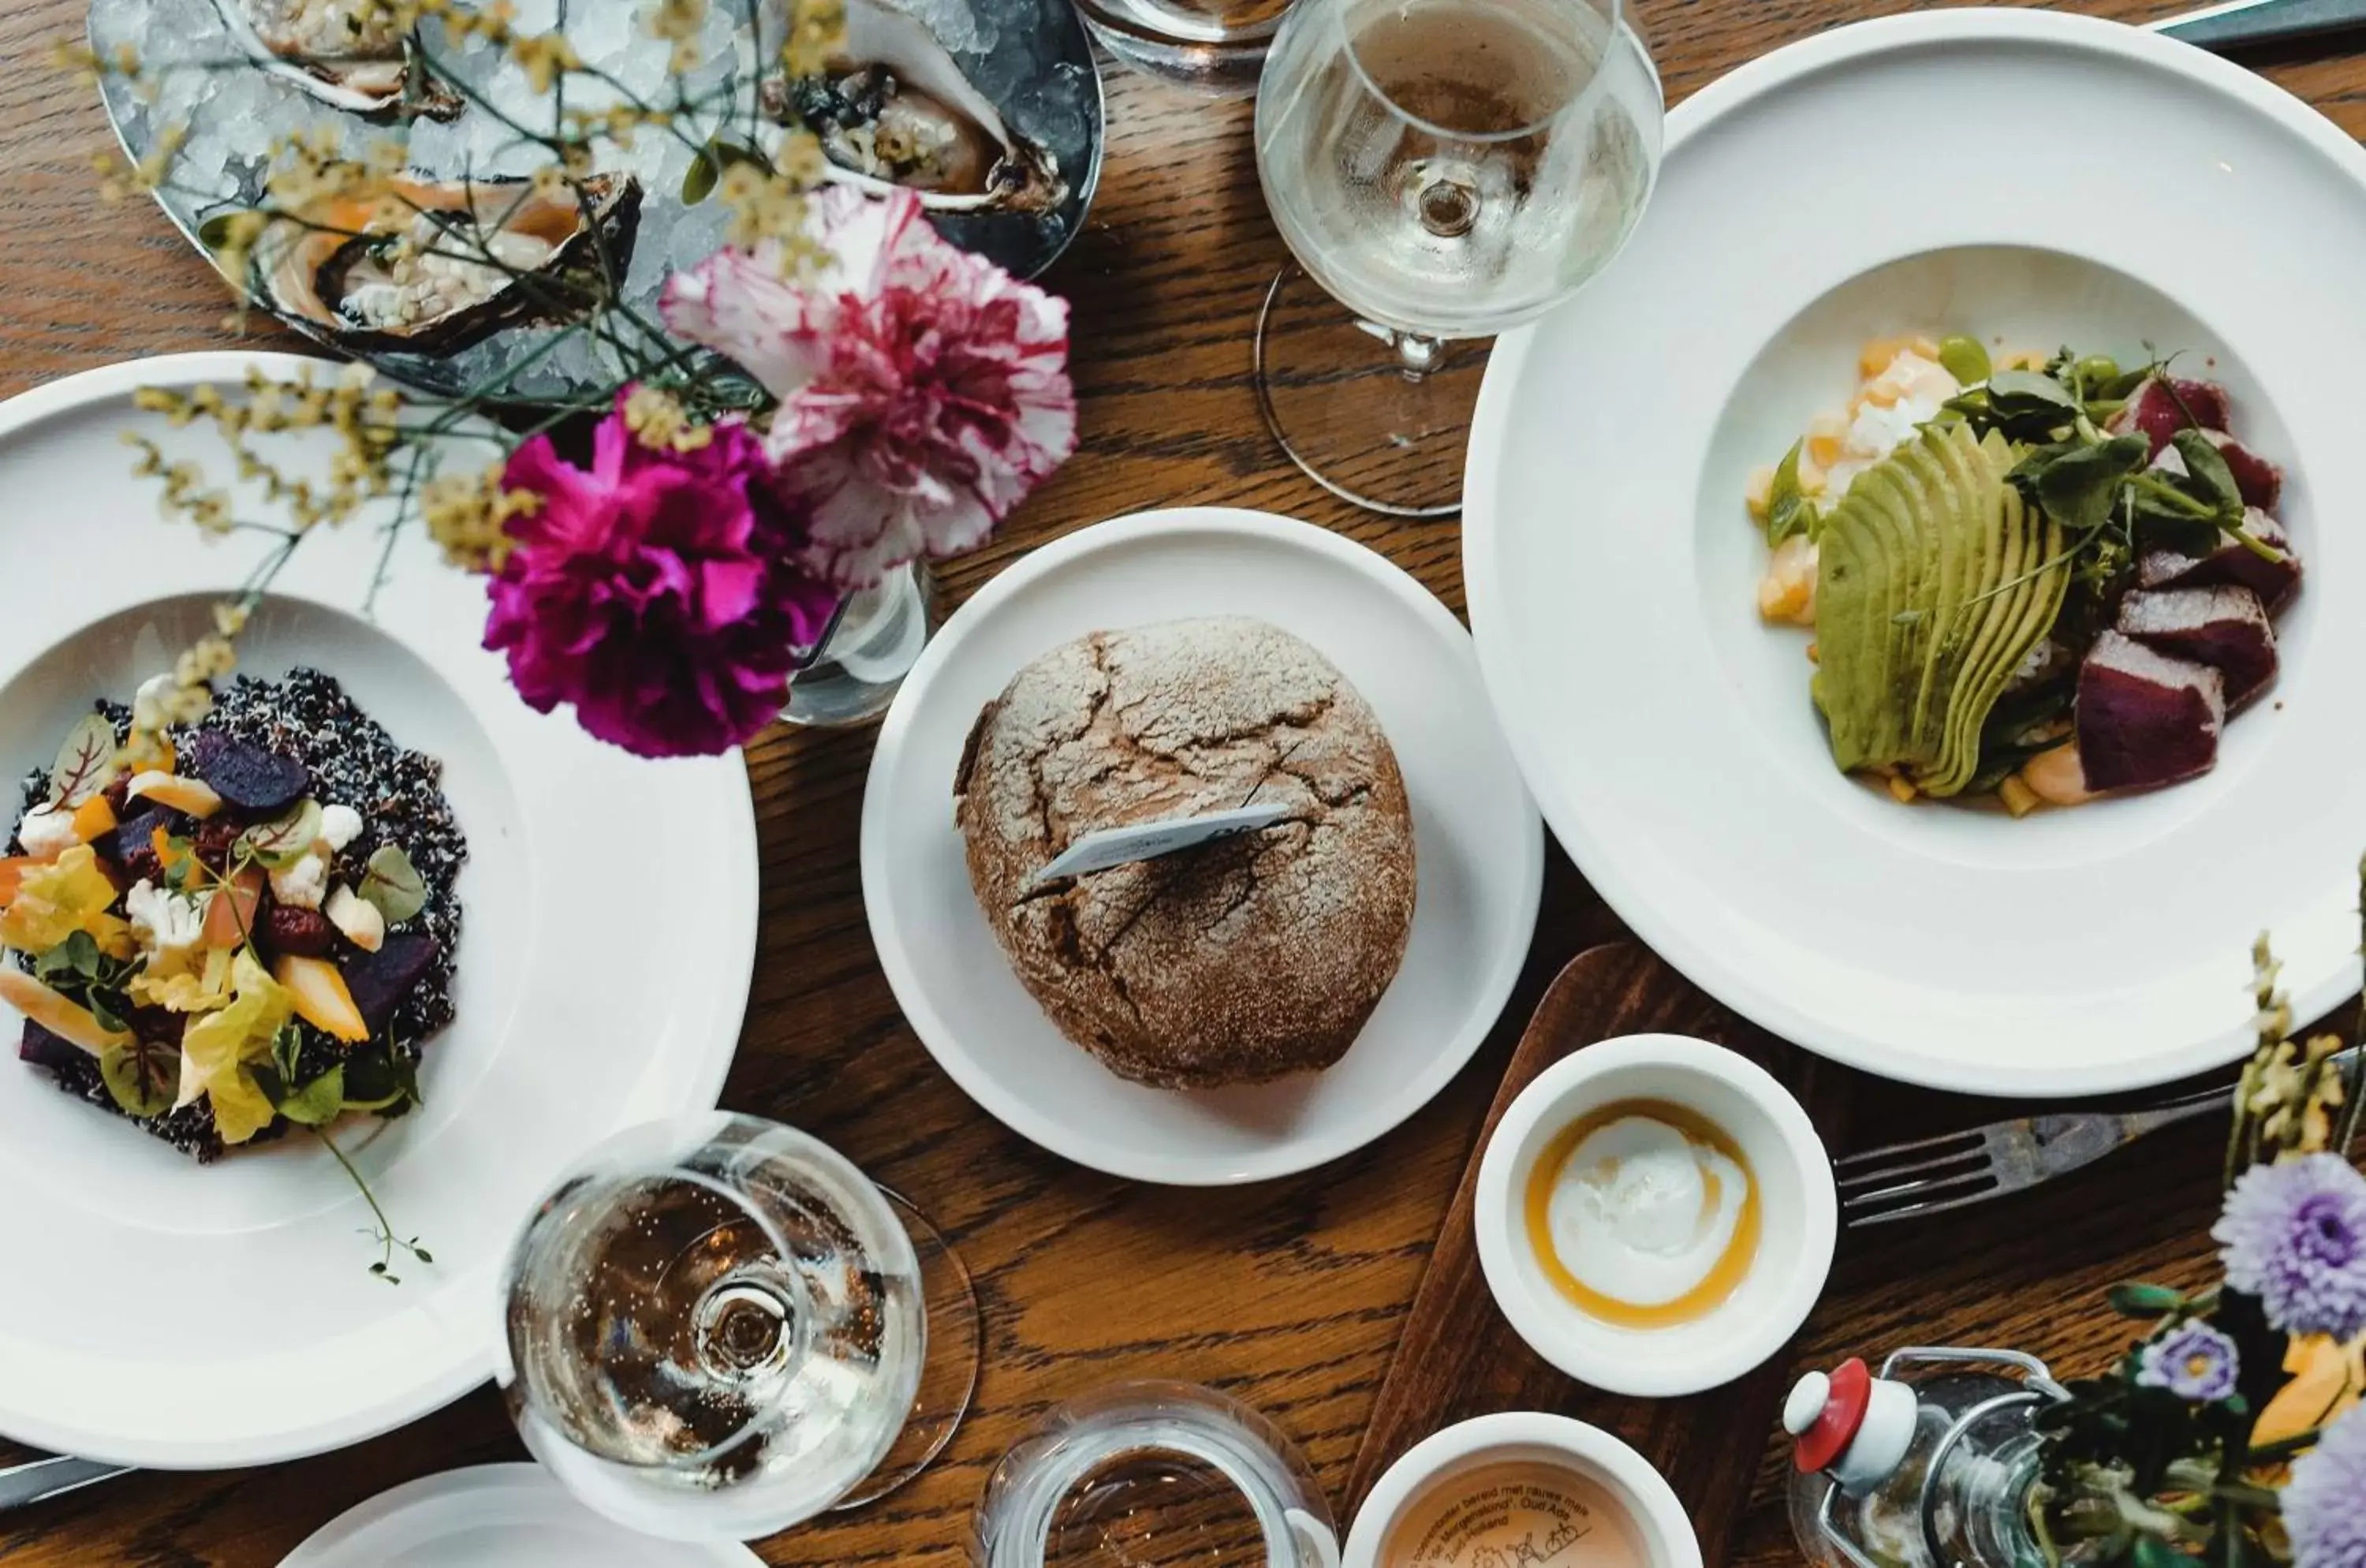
[277,1463,764,1566]
[1472,1033,1838,1398]
[860,506,1545,1185]
[1462,7,2366,1096]
[0,353,757,1468]
[1342,1411,1704,1568]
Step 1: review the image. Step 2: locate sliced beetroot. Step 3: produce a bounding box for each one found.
[193,816,244,869]
[341,934,442,1036]
[2202,430,2283,511]
[2118,585,2278,708]
[2077,631,2226,793]
[96,804,175,877]
[185,731,312,814]
[19,1020,80,1071]
[262,902,338,958]
[2110,377,2233,456]
[2139,507,2302,615]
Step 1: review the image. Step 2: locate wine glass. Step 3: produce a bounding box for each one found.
[497,1112,981,1542]
[1252,0,1663,516]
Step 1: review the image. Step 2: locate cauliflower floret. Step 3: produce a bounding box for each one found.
[269,852,329,911]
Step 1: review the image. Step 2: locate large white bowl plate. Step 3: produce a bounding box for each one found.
[0,355,758,1466]
[1465,11,2366,1095]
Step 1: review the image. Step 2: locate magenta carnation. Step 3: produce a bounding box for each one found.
[662,186,1077,590]
[485,398,840,757]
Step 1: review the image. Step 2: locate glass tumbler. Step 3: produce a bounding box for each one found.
[973,1381,1341,1566]
[498,1112,982,1542]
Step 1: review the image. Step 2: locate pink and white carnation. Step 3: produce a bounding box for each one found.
[662,185,1077,590]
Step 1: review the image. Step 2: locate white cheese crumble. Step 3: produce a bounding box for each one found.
[14,803,81,861]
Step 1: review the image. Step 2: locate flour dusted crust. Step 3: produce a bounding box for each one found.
[953,617,1416,1089]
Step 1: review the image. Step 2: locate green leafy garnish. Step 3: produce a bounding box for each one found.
[238,797,323,868]
[48,712,119,808]
[99,1036,180,1118]
[2032,434,2151,535]
[1763,439,1820,547]
[273,1065,347,1127]
[356,843,427,925]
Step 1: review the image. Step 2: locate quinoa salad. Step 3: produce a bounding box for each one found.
[2,668,464,1160]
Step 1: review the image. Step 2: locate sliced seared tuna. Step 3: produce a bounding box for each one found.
[2117,586,2278,708]
[2077,631,2226,793]
[184,731,312,814]
[2202,430,2283,511]
[2138,507,2302,614]
[2110,377,2233,455]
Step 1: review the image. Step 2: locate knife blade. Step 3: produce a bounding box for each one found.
[2152,0,2366,50]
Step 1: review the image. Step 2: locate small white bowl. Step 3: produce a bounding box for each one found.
[1474,1032,1837,1398]
[1344,1413,1701,1568]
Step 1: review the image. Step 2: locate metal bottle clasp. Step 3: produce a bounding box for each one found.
[1812,1346,2073,1568]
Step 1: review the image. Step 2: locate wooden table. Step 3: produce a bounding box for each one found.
[0,0,2357,1562]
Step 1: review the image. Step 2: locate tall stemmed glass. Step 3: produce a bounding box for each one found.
[498,1113,981,1542]
[1252,0,1662,516]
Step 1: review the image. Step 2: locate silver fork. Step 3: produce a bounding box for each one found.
[1839,1080,2244,1227]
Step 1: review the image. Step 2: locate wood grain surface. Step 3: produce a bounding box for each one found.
[1345,943,1858,1568]
[0,1,2357,1564]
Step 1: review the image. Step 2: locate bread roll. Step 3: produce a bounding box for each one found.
[954,617,1416,1088]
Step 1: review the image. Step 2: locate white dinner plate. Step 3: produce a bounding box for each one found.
[1465,9,2366,1096]
[863,508,1543,1183]
[0,355,757,1465]
[280,1465,762,1566]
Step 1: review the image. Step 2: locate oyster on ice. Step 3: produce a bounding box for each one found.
[252,174,642,353]
[213,0,462,119]
[761,0,1065,213]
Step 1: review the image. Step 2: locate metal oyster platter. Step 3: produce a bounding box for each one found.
[88,0,1103,401]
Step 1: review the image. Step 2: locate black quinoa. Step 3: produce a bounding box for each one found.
[13,669,465,1160]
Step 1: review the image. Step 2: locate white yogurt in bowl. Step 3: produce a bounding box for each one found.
[1476,1033,1837,1397]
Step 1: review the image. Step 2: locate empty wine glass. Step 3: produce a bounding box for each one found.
[498,1113,981,1542]
[1252,0,1663,515]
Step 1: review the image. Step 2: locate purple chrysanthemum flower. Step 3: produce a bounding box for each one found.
[2212,1154,2366,1342]
[2134,1320,2241,1402]
[2286,1405,2366,1568]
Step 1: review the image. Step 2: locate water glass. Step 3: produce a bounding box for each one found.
[1072,0,1302,95]
[973,1381,1340,1566]
[498,1112,980,1542]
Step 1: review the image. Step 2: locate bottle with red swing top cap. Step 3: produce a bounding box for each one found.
[1781,1348,2072,1568]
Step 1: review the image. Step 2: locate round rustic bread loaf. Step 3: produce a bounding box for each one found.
[953,617,1416,1089]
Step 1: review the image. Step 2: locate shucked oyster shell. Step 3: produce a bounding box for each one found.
[253,174,642,353]
[214,0,462,120]
[761,0,1065,214]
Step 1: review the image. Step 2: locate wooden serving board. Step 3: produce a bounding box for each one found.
[1343,942,1856,1566]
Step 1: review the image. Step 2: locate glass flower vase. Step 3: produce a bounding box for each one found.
[783,560,936,729]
